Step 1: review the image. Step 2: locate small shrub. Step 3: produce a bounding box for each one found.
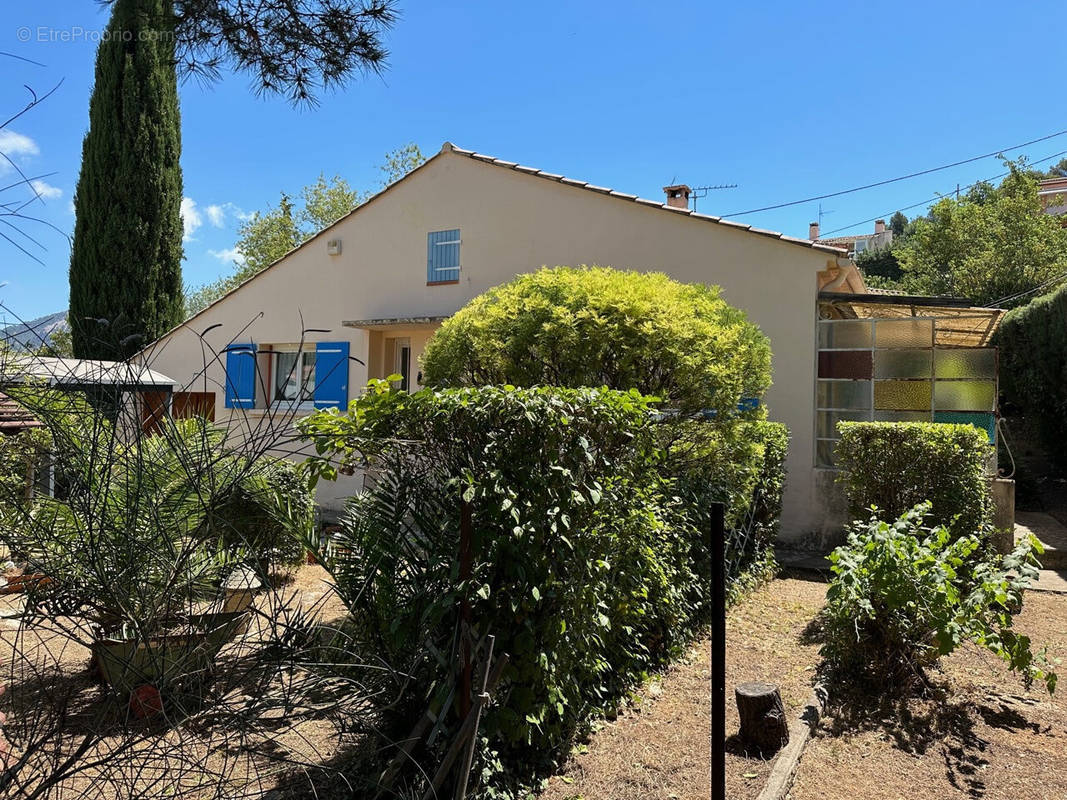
[420,265,771,415]
[835,421,992,539]
[821,504,1056,693]
[207,456,312,566]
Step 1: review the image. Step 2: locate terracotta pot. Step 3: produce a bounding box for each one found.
[0,573,51,594]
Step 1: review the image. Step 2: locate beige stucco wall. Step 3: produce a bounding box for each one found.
[145,150,839,539]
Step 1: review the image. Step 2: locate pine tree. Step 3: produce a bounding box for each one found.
[69,0,184,360]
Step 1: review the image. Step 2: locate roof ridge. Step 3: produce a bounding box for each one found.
[443,143,848,256]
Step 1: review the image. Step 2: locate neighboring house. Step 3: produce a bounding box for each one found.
[1,311,69,352]
[1038,177,1067,217]
[809,220,894,257]
[139,142,996,542]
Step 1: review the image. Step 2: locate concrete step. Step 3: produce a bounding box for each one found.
[1015,511,1067,571]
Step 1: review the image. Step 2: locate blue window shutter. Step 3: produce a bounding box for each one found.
[314,341,350,409]
[224,343,257,409]
[427,229,460,282]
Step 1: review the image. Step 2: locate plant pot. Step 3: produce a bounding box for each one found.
[0,573,51,594]
[91,611,248,698]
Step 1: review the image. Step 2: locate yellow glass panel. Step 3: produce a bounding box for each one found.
[874,380,932,411]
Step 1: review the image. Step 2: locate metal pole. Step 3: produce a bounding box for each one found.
[711,501,726,800]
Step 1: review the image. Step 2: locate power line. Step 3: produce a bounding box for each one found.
[988,271,1067,308]
[819,147,1067,238]
[721,125,1067,218]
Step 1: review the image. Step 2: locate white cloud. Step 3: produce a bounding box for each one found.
[205,204,226,227]
[203,202,251,228]
[208,247,245,265]
[29,179,62,199]
[0,130,40,174]
[181,196,202,241]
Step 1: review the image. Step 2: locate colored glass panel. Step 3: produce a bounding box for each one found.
[817,410,869,439]
[818,350,873,379]
[874,380,932,411]
[872,410,931,422]
[933,380,995,411]
[816,439,836,468]
[818,320,873,349]
[874,349,933,379]
[933,411,996,442]
[874,318,934,349]
[933,348,996,380]
[817,380,872,410]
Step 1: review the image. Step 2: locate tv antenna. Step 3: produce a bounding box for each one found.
[818,202,834,226]
[691,184,739,213]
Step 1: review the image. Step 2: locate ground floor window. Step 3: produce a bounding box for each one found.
[272,350,317,403]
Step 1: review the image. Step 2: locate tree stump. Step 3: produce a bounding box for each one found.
[735,681,789,753]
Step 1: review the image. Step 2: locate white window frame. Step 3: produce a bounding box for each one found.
[269,347,317,410]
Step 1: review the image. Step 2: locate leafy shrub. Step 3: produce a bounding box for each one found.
[835,421,992,539]
[997,283,1067,472]
[0,426,51,511]
[206,456,312,566]
[664,419,788,607]
[420,266,771,415]
[821,504,1056,693]
[299,383,787,794]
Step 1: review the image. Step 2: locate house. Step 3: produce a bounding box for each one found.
[1038,177,1067,217]
[137,143,1000,542]
[808,219,894,257]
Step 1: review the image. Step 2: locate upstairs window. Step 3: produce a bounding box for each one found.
[427,229,461,284]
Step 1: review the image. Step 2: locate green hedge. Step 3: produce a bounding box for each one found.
[299,384,788,795]
[997,283,1067,471]
[835,421,992,539]
[420,266,771,415]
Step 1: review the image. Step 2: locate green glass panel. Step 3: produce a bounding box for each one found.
[934,411,996,442]
[816,439,836,468]
[818,319,873,349]
[874,318,934,348]
[874,349,933,379]
[817,380,871,410]
[872,411,932,422]
[874,380,932,411]
[933,380,996,411]
[817,410,869,439]
[933,348,996,379]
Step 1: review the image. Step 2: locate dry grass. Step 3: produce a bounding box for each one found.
[789,590,1067,800]
[539,574,827,800]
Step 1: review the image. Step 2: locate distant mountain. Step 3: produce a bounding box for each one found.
[1,310,69,351]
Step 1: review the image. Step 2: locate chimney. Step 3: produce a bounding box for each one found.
[808,222,820,240]
[663,184,691,210]
[874,219,886,234]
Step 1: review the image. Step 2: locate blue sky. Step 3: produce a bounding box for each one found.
[2,0,1066,321]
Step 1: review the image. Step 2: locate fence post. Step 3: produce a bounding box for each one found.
[711,501,726,800]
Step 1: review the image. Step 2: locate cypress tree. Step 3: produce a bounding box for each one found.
[69,0,184,361]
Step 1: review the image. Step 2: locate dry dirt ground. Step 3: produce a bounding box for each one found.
[0,564,351,799]
[539,574,828,800]
[789,590,1067,800]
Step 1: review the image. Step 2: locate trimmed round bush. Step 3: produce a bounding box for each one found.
[421,266,771,414]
